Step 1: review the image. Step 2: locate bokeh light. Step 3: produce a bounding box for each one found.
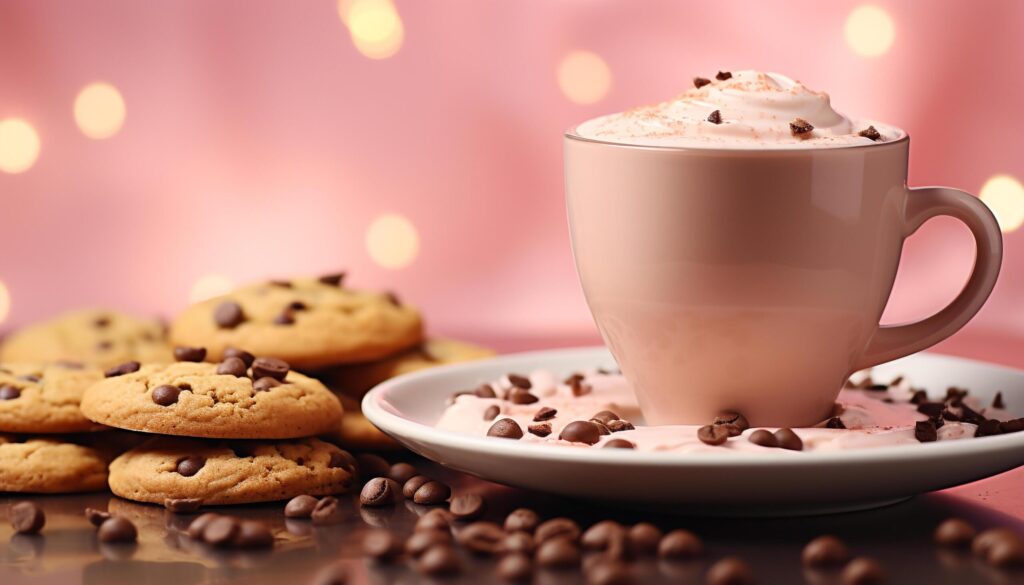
[342,0,404,60]
[557,50,612,105]
[0,118,41,174]
[189,274,234,303]
[0,281,10,326]
[980,174,1024,233]
[74,82,126,139]
[844,5,895,57]
[366,213,420,269]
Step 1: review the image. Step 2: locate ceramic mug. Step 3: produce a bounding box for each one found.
[564,131,1002,427]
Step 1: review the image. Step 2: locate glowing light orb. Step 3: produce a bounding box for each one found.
[190,274,234,303]
[74,82,126,139]
[366,213,419,269]
[0,281,10,326]
[845,5,895,57]
[344,0,404,60]
[557,50,612,105]
[0,118,41,174]
[980,174,1024,233]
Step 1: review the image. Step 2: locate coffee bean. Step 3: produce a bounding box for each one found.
[234,520,273,548]
[361,477,402,506]
[214,301,245,329]
[658,529,703,559]
[223,347,255,367]
[498,532,535,556]
[915,420,938,443]
[319,272,346,287]
[509,390,539,404]
[534,406,557,421]
[604,438,635,449]
[483,405,501,421]
[415,508,453,532]
[450,493,486,521]
[387,462,417,484]
[507,374,532,389]
[310,563,348,585]
[497,553,533,582]
[536,537,581,568]
[413,481,451,505]
[474,384,497,398]
[694,77,712,89]
[176,456,205,477]
[10,501,44,534]
[216,356,248,377]
[858,126,882,141]
[488,418,524,439]
[716,70,732,80]
[714,412,749,432]
[560,420,603,445]
[973,528,1021,558]
[988,538,1024,567]
[581,520,624,551]
[707,556,753,585]
[98,517,137,543]
[790,118,814,137]
[934,518,975,548]
[85,507,111,528]
[251,357,289,381]
[456,521,505,555]
[164,498,203,513]
[628,522,663,556]
[606,419,635,432]
[363,528,404,561]
[104,361,140,378]
[202,516,239,546]
[312,496,345,525]
[417,544,461,576]
[285,494,319,518]
[406,529,453,558]
[774,428,804,451]
[403,475,432,499]
[0,385,20,400]
[528,423,552,437]
[151,384,181,406]
[748,429,778,447]
[174,346,207,362]
[356,453,390,480]
[697,424,730,446]
[505,508,540,534]
[186,512,219,539]
[707,109,723,124]
[587,559,631,585]
[802,535,849,567]
[591,410,620,425]
[536,517,581,544]
[840,557,886,585]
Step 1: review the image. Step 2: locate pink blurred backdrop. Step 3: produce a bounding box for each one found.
[1,0,1022,352]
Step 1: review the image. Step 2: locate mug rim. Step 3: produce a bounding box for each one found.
[563,128,910,154]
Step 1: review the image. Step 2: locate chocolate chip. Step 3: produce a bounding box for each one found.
[319,272,346,286]
[85,508,111,527]
[536,537,581,568]
[774,428,804,451]
[98,517,137,543]
[252,377,281,392]
[933,518,975,548]
[356,453,391,479]
[858,126,881,141]
[866,384,888,392]
[232,520,273,548]
[587,559,631,585]
[483,405,501,421]
[151,384,181,406]
[363,528,404,561]
[176,456,205,477]
[694,77,712,89]
[216,356,248,377]
[707,110,722,124]
[534,407,557,422]
[917,402,945,417]
[488,418,524,439]
[415,508,452,532]
[450,493,486,521]
[285,495,319,518]
[528,423,552,437]
[202,516,239,546]
[456,521,504,555]
[790,118,814,137]
[252,357,289,381]
[273,310,295,325]
[915,420,938,442]
[10,502,44,534]
[505,508,540,533]
[413,481,451,505]
[498,532,535,556]
[406,529,453,557]
[840,557,886,585]
[536,517,581,544]
[591,410,620,425]
[715,71,732,81]
[403,475,432,499]
[707,556,753,585]
[697,424,730,446]
[312,496,345,525]
[288,300,307,311]
[223,347,255,367]
[361,477,402,506]
[94,315,111,328]
[560,420,603,445]
[581,520,624,551]
[473,384,496,398]
[388,462,418,484]
[508,390,539,404]
[658,529,703,559]
[213,301,245,329]
[826,417,846,429]
[993,392,1006,409]
[0,385,21,400]
[174,346,207,362]
[164,498,203,513]
[417,544,461,576]
[104,361,140,378]
[628,522,663,555]
[603,438,635,449]
[186,512,219,539]
[507,374,532,389]
[802,535,850,567]
[497,553,533,582]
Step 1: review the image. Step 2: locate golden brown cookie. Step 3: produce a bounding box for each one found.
[169,275,423,369]
[80,358,342,439]
[108,436,356,506]
[0,435,109,493]
[0,309,172,368]
[0,363,107,433]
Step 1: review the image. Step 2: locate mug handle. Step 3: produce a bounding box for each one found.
[854,186,1003,370]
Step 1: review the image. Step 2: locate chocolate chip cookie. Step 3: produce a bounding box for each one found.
[108,436,356,506]
[0,435,109,493]
[168,275,423,369]
[80,357,342,439]
[0,362,107,433]
[0,309,172,368]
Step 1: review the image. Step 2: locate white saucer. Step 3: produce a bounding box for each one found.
[362,347,1024,516]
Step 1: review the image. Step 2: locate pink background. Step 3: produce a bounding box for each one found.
[1,0,1022,350]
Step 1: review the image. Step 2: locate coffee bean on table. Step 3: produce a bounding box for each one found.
[285,494,319,518]
[363,528,404,562]
[449,493,486,521]
[234,521,273,548]
[174,346,207,362]
[973,528,1022,558]
[697,424,730,446]
[186,513,220,539]
[748,429,779,448]
[84,507,111,528]
[774,428,804,451]
[657,529,704,559]
[214,301,245,328]
[406,529,453,558]
[417,544,462,576]
[164,498,203,513]
[415,508,452,532]
[413,481,451,505]
[536,537,581,568]
[628,522,663,555]
[483,405,500,421]
[151,385,181,406]
[388,462,418,484]
[706,556,753,585]
[312,496,345,525]
[987,538,1024,567]
[802,535,850,567]
[534,407,557,421]
[105,361,141,378]
[498,532,535,556]
[403,475,432,499]
[581,520,623,551]
[361,478,402,507]
[216,357,248,377]
[560,421,603,445]
[98,517,138,543]
[535,517,581,544]
[497,553,533,582]
[10,502,45,534]
[840,557,886,585]
[456,521,505,555]
[488,418,524,439]
[505,508,540,534]
[251,357,289,381]
[934,518,976,548]
[202,516,239,546]
[604,438,635,449]
[355,453,391,480]
[223,347,255,367]
[586,559,631,585]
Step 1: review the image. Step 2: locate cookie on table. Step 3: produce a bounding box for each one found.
[0,308,173,369]
[325,392,401,450]
[169,274,423,369]
[108,436,356,506]
[0,435,109,493]
[0,363,107,433]
[80,352,342,439]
